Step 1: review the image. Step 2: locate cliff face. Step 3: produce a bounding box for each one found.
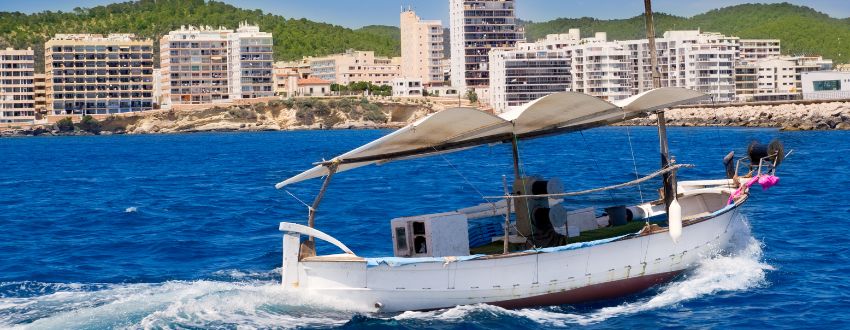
[627,101,850,131]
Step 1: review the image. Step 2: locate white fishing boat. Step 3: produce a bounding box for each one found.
[272,2,784,312]
[273,87,784,312]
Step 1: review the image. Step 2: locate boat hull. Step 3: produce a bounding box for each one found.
[284,190,745,312]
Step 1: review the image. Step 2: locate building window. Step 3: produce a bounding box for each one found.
[813,80,841,91]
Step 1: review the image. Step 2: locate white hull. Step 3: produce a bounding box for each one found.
[281,186,745,312]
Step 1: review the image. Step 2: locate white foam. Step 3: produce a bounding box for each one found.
[124,207,138,213]
[0,280,368,329]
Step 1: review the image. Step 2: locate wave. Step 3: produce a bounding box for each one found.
[1,217,770,329]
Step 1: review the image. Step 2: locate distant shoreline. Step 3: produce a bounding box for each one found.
[3,99,850,138]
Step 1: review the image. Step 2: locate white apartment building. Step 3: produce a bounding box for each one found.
[489,29,761,110]
[400,9,445,86]
[45,34,154,115]
[160,24,273,107]
[307,50,400,86]
[739,39,781,61]
[450,0,524,90]
[489,43,572,113]
[572,32,634,101]
[0,48,35,123]
[736,56,834,101]
[391,77,424,97]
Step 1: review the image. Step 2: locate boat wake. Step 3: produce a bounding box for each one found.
[0,269,368,329]
[0,217,770,329]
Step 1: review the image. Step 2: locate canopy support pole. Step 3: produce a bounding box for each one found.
[308,162,339,242]
[502,175,512,254]
[644,0,677,210]
[510,136,521,180]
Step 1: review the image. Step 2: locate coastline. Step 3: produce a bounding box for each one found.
[3,98,850,138]
[624,100,850,131]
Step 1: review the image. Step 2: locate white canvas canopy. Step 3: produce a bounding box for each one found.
[276,87,704,188]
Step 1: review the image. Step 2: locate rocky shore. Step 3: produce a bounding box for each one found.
[628,101,850,131]
[4,98,850,138]
[1,97,441,137]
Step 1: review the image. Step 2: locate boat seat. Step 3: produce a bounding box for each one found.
[301,253,366,263]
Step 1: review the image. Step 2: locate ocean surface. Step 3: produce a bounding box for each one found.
[0,127,848,329]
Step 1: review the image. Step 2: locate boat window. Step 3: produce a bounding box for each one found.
[395,227,408,251]
[413,222,425,235]
[414,236,427,254]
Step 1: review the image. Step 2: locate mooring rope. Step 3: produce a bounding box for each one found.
[484,163,693,200]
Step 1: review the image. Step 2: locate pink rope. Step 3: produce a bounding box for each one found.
[728,174,780,204]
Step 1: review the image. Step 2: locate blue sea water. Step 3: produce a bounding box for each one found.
[0,127,848,329]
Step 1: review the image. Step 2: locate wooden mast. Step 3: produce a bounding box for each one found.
[643,0,676,210]
[307,162,339,242]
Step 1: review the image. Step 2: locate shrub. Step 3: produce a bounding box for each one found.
[56,117,75,132]
[77,115,101,134]
[363,103,387,123]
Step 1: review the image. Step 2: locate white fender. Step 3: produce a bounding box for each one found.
[668,198,682,243]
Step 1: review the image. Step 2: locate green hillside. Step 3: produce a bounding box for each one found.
[525,3,850,63]
[0,0,400,71]
[356,25,401,41]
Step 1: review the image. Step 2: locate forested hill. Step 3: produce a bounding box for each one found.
[0,0,400,71]
[525,3,850,64]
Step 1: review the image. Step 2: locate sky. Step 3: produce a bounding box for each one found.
[1,0,849,28]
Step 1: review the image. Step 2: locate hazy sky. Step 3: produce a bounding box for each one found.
[2,0,849,28]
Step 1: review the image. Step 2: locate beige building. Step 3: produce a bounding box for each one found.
[34,73,46,114]
[735,55,833,101]
[296,77,332,97]
[308,50,400,86]
[0,48,36,123]
[161,26,230,105]
[739,39,781,61]
[400,9,445,86]
[160,24,273,107]
[45,34,154,115]
[273,60,310,97]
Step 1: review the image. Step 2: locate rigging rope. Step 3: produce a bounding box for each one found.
[433,147,491,204]
[484,163,693,200]
[579,131,616,203]
[283,188,313,211]
[625,125,645,204]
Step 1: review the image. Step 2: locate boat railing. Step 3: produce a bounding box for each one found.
[279,222,355,255]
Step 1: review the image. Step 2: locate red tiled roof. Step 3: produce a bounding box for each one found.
[298,77,332,86]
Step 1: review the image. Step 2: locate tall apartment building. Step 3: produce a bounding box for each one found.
[160,23,273,107]
[450,0,524,90]
[33,73,46,114]
[400,9,445,86]
[227,23,274,100]
[0,48,35,123]
[161,26,230,105]
[739,39,781,61]
[572,32,634,101]
[735,55,833,101]
[45,34,154,115]
[307,50,400,86]
[489,43,572,113]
